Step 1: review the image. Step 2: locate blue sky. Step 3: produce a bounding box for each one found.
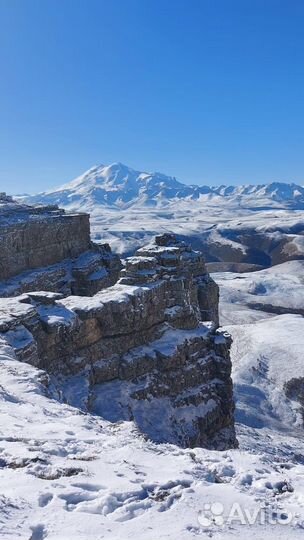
[1,0,304,193]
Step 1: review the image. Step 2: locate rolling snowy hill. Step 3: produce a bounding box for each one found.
[19,162,304,263]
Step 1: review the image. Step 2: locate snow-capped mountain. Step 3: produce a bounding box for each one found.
[19,162,304,260]
[22,162,304,211]
[2,168,304,539]
[22,163,199,211]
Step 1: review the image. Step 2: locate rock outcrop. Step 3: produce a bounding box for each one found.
[0,195,121,296]
[0,231,236,449]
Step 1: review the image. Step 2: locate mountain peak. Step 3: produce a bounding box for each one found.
[20,161,304,211]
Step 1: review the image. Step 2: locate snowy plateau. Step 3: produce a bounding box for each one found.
[21,162,304,266]
[1,163,304,539]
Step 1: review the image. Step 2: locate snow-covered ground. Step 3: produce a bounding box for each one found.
[215,260,304,325]
[1,260,304,538]
[1,330,304,540]
[19,162,304,260]
[86,206,304,262]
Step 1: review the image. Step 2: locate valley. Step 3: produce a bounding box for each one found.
[1,165,303,538]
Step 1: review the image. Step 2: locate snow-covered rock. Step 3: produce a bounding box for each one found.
[0,234,236,450]
[1,288,304,538]
[0,197,121,296]
[1,185,304,538]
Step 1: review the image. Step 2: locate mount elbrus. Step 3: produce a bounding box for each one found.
[20,162,304,266]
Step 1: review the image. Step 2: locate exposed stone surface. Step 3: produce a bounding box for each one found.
[121,233,219,326]
[0,232,236,450]
[284,377,304,424]
[0,198,121,295]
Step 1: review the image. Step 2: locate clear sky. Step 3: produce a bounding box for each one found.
[1,0,304,193]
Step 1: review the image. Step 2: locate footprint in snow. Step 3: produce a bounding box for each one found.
[38,493,53,507]
[71,482,106,492]
[57,480,191,521]
[58,490,98,510]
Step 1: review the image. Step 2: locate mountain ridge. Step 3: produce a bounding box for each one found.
[21,162,304,211]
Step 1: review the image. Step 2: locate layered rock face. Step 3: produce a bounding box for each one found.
[0,233,236,449]
[0,195,121,296]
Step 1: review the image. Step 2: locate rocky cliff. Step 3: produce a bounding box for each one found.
[0,229,236,449]
[0,194,121,296]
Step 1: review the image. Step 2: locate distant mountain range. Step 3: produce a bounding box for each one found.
[21,162,304,211]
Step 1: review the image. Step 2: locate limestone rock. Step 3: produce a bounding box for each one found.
[0,233,235,449]
[0,198,121,296]
[120,233,219,326]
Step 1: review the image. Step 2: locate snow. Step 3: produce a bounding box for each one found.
[20,163,304,212]
[18,161,304,258]
[122,324,213,358]
[2,167,304,536]
[3,324,35,352]
[0,337,304,539]
[207,229,248,254]
[73,206,304,259]
[60,281,163,316]
[0,297,36,329]
[226,314,304,429]
[213,260,304,325]
[36,304,78,327]
[1,266,304,538]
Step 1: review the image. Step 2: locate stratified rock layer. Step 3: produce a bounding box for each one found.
[0,233,236,449]
[0,197,121,296]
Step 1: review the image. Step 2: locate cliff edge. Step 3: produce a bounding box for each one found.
[0,207,236,448]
